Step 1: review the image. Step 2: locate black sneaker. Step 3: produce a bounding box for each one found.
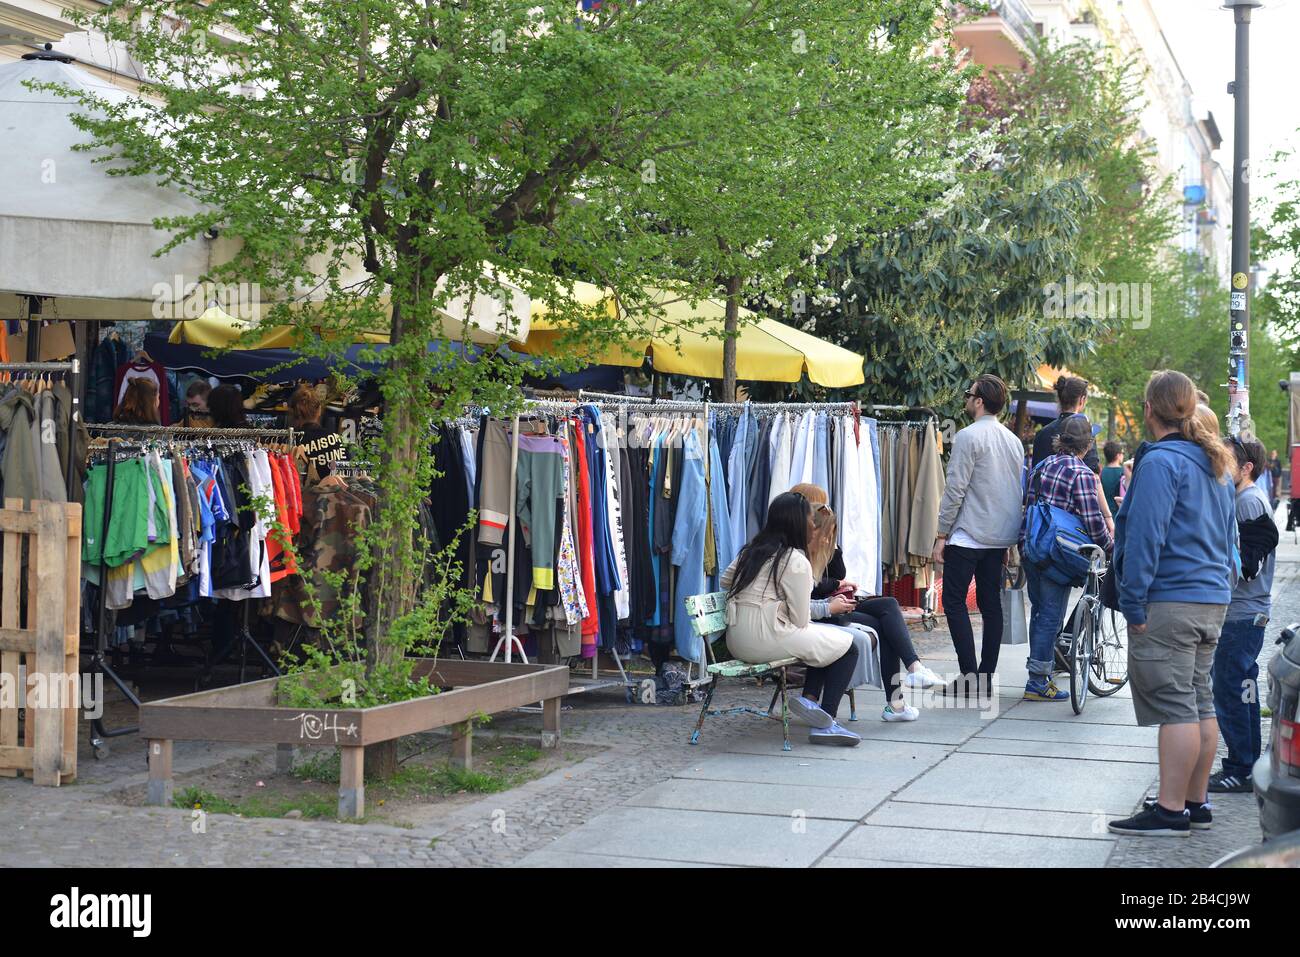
[1207,771,1253,794]
[1143,797,1212,830]
[1108,804,1191,838]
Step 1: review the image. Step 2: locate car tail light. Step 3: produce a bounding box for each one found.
[1281,717,1300,774]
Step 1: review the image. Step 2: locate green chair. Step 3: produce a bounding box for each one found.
[684,591,857,752]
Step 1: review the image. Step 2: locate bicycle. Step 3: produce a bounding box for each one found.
[1053,544,1130,714]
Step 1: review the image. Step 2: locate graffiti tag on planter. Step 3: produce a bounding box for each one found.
[281,711,359,743]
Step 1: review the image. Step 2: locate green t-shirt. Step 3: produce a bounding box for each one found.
[1100,465,1124,515]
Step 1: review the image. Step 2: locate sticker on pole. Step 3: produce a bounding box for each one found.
[1232,272,1249,290]
[1231,291,1247,311]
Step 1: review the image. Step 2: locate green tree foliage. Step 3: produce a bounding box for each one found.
[797,39,1164,417]
[55,1,964,747]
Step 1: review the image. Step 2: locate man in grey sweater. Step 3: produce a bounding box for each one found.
[931,374,1025,692]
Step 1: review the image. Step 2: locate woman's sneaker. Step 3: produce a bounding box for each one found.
[787,695,834,729]
[882,704,919,722]
[1023,677,1068,701]
[808,721,861,747]
[1143,797,1213,830]
[903,666,943,689]
[1108,803,1191,838]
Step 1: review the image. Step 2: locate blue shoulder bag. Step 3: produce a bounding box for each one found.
[1022,462,1094,587]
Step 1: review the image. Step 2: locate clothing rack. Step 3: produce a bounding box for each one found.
[575,389,858,415]
[83,426,294,754]
[0,359,82,495]
[85,422,297,445]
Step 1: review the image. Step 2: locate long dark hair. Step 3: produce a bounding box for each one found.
[726,492,810,598]
[208,384,249,428]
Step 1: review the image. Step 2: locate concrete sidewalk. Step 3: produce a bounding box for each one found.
[521,538,1300,869]
[518,651,1157,868]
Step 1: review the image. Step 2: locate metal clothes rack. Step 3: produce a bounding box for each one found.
[81,425,298,756]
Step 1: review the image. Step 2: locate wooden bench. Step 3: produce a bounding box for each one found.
[684,591,861,752]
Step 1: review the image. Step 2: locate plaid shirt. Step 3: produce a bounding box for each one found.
[1021,453,1113,552]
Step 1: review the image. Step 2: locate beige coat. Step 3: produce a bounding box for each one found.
[721,549,851,668]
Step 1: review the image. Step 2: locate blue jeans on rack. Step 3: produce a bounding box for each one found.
[1212,618,1266,778]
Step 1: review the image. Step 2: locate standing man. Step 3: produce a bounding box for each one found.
[1100,441,1125,515]
[1032,375,1099,473]
[932,374,1025,694]
[1209,437,1278,793]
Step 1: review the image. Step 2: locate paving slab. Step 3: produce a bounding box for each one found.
[958,737,1157,764]
[866,800,1115,840]
[537,806,855,867]
[625,777,883,821]
[827,823,1115,868]
[518,849,725,868]
[893,752,1157,816]
[815,857,961,868]
[734,710,986,747]
[998,697,1140,725]
[975,718,1156,748]
[675,747,944,791]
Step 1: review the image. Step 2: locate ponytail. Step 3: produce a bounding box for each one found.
[1183,404,1234,483]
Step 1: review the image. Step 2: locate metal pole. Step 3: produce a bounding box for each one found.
[1226,0,1262,437]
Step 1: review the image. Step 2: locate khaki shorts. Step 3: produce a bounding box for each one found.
[1128,602,1227,727]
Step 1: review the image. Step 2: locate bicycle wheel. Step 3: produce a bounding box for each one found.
[1088,607,1130,696]
[1068,599,1094,715]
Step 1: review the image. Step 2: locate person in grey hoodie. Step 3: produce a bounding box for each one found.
[932,374,1025,691]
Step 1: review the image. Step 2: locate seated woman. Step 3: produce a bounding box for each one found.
[721,491,862,746]
[791,483,944,722]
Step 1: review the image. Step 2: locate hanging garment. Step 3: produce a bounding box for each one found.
[747,415,773,539]
[601,421,631,621]
[726,405,751,558]
[768,413,792,507]
[113,358,173,424]
[516,431,565,590]
[0,388,40,503]
[554,430,587,628]
[582,406,622,599]
[707,429,736,576]
[476,417,512,546]
[670,427,709,664]
[88,335,128,423]
[32,390,67,503]
[838,417,869,589]
[571,419,600,654]
[868,419,883,594]
[812,412,829,493]
[907,420,944,564]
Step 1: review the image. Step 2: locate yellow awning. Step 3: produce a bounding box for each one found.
[523,286,864,388]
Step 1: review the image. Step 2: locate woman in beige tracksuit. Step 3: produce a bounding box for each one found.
[721,491,861,746]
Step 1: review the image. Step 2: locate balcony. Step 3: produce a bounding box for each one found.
[952,0,1041,68]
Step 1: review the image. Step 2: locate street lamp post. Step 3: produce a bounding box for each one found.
[1225,0,1262,438]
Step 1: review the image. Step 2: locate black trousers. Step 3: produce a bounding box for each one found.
[844,597,919,703]
[801,640,860,721]
[940,544,1004,676]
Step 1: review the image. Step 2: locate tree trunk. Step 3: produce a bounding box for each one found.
[363,298,421,780]
[1106,404,1116,442]
[722,274,741,402]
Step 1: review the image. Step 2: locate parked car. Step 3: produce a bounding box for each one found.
[1254,623,1300,841]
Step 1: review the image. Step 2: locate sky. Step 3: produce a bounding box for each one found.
[1150,0,1300,207]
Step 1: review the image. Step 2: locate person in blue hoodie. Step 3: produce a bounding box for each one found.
[1108,372,1238,839]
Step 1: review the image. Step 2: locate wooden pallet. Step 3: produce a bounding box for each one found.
[0,499,81,786]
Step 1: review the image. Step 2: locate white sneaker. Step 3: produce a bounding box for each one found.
[903,666,942,689]
[882,704,919,722]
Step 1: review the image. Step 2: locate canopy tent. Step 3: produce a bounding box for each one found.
[144,331,536,384]
[521,282,865,388]
[0,53,529,344]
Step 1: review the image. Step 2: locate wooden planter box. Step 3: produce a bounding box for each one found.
[139,659,569,818]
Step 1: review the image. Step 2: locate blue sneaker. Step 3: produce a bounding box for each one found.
[808,721,861,747]
[1023,677,1068,701]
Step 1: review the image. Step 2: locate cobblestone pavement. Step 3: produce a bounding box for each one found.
[3,536,1294,868]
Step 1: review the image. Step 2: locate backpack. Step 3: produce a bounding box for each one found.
[1022,461,1094,587]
